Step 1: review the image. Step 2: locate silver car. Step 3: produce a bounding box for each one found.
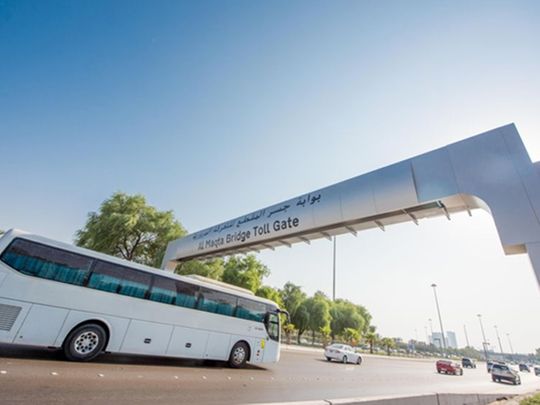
[324,343,362,365]
[491,363,521,385]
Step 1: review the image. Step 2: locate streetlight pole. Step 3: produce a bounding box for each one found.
[431,283,447,353]
[332,236,336,301]
[477,314,489,362]
[494,325,504,356]
[506,333,515,361]
[463,324,470,347]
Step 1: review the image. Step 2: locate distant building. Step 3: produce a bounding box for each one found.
[446,331,458,349]
[430,331,458,349]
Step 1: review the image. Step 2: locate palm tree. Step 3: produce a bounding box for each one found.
[343,328,361,346]
[365,326,379,354]
[283,323,296,345]
[380,337,396,356]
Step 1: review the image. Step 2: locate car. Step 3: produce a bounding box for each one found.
[436,360,463,375]
[534,366,540,376]
[462,357,476,368]
[519,363,530,372]
[491,363,521,385]
[487,360,502,373]
[324,343,362,365]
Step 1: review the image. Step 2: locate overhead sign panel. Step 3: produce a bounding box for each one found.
[162,124,540,287]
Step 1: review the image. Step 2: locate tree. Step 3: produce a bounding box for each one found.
[256,285,284,309]
[320,325,332,346]
[380,337,396,356]
[365,326,379,354]
[75,192,186,267]
[329,299,365,339]
[280,282,307,321]
[294,300,310,344]
[175,259,224,280]
[221,255,270,293]
[306,296,331,345]
[343,328,361,346]
[283,323,296,345]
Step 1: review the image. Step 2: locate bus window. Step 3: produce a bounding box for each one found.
[175,281,198,309]
[198,287,236,316]
[0,239,92,286]
[149,276,176,304]
[88,261,151,298]
[236,298,266,322]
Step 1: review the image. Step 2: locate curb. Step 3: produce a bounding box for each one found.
[244,392,515,405]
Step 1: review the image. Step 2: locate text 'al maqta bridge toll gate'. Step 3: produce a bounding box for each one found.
[162,124,540,287]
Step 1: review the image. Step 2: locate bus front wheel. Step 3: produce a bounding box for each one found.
[63,323,107,362]
[228,341,249,368]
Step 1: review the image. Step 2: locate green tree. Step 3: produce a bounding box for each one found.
[365,326,379,354]
[283,323,296,345]
[329,299,365,339]
[320,325,332,346]
[221,255,270,293]
[175,259,224,280]
[75,192,186,267]
[280,282,307,321]
[306,296,331,345]
[380,337,396,356]
[343,328,361,346]
[294,300,310,344]
[256,285,284,309]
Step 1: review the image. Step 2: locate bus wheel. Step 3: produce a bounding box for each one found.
[63,323,107,362]
[228,342,249,368]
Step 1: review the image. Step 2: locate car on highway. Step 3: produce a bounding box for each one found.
[519,363,530,372]
[491,363,521,385]
[324,343,362,365]
[436,360,463,375]
[534,366,540,376]
[462,357,476,368]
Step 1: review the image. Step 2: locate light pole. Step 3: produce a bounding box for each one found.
[431,283,447,353]
[463,324,470,347]
[506,333,515,361]
[494,325,504,356]
[477,314,489,362]
[332,236,336,301]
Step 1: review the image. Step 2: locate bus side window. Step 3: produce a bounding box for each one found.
[149,276,176,304]
[236,298,266,322]
[88,261,151,298]
[198,287,236,316]
[0,239,92,286]
[175,281,198,309]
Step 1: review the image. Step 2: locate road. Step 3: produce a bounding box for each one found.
[0,344,539,404]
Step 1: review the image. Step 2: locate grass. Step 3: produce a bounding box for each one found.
[521,393,540,405]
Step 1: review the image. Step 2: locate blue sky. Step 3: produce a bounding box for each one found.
[1,0,539,352]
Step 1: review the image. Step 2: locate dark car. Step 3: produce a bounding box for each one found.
[436,360,463,375]
[462,358,476,368]
[519,363,530,372]
[534,366,540,376]
[491,363,521,385]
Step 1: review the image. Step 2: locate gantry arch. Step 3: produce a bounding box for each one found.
[162,124,540,287]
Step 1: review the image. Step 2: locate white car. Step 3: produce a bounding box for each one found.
[324,343,362,365]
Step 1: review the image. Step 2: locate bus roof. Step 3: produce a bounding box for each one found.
[0,229,278,308]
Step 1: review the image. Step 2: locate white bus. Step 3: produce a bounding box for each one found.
[0,229,285,367]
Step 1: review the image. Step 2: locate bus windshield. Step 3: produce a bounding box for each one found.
[265,312,280,341]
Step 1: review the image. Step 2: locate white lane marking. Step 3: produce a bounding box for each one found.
[51,372,58,376]
[0,370,7,375]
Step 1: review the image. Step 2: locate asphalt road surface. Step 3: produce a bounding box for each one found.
[0,344,539,404]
